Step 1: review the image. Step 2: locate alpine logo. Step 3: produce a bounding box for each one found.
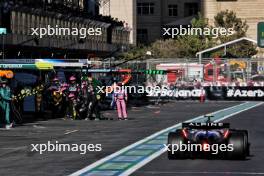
[188,123,224,127]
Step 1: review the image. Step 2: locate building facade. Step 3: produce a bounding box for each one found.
[0,0,130,59]
[202,0,264,41]
[101,0,264,46]
[99,0,137,44]
[100,0,200,44]
[137,0,200,44]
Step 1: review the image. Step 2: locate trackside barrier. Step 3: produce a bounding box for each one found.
[147,86,264,101]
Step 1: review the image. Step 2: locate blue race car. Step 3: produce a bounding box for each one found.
[167,115,250,159]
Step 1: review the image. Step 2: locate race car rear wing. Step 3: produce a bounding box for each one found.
[182,122,230,129]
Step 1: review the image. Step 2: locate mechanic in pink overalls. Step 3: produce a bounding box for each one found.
[114,82,128,120]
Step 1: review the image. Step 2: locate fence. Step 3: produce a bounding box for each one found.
[100,58,264,87]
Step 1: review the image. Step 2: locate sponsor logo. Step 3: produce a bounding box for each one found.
[227,89,264,97]
[187,123,224,127]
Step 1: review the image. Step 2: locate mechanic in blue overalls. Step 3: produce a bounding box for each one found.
[0,78,13,129]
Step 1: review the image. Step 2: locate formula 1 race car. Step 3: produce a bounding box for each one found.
[167,115,250,160]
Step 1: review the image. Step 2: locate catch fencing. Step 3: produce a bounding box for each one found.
[100,58,264,87]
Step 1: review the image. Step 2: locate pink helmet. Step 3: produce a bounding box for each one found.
[69,76,76,81]
[62,83,68,87]
[53,77,59,82]
[68,93,75,98]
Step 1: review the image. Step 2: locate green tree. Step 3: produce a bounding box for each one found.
[121,10,257,59]
[120,45,150,60]
[150,39,181,58]
[175,14,215,58]
[148,13,214,58]
[213,10,257,57]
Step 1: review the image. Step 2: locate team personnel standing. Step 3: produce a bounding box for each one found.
[68,76,80,97]
[85,76,101,120]
[66,76,80,119]
[48,77,65,118]
[79,76,88,118]
[115,82,128,120]
[0,78,13,129]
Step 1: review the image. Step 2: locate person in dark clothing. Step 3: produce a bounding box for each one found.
[85,77,101,120]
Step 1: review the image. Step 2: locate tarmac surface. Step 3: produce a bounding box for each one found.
[0,101,263,176]
[133,102,264,176]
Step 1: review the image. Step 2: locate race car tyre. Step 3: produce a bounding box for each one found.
[237,130,250,156]
[227,132,247,159]
[167,131,187,159]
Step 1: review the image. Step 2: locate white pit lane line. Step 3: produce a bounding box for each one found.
[70,102,264,176]
[65,130,79,135]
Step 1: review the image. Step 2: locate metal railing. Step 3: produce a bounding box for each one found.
[99,58,264,86]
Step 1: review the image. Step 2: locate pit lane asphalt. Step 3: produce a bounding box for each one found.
[0,101,241,176]
[133,103,264,176]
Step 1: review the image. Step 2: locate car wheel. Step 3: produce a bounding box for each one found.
[167,131,187,159]
[237,130,250,156]
[227,132,247,159]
